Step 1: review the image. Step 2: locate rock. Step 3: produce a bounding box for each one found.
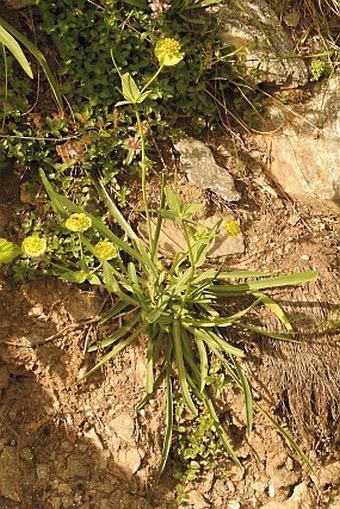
[186,491,210,509]
[270,469,300,491]
[175,138,240,202]
[228,502,241,509]
[20,447,34,461]
[260,482,315,509]
[259,73,340,208]
[117,447,142,475]
[36,463,50,480]
[0,446,21,502]
[218,0,307,86]
[141,214,244,259]
[64,457,90,479]
[111,412,135,444]
[65,290,100,321]
[312,461,340,487]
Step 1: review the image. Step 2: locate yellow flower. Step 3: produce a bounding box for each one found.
[65,213,92,233]
[21,235,47,257]
[94,241,118,261]
[155,38,184,67]
[225,220,241,237]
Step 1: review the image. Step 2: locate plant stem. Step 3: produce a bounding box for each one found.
[141,64,164,94]
[135,108,152,252]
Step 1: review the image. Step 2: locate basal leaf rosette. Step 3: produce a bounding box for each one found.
[94,241,118,261]
[155,38,184,67]
[65,213,92,233]
[21,235,47,257]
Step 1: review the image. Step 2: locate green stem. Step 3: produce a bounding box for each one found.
[180,220,195,306]
[141,64,164,94]
[135,108,152,253]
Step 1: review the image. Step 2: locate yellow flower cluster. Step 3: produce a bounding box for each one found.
[21,235,47,257]
[155,38,184,67]
[65,213,92,233]
[94,241,118,261]
[224,220,241,237]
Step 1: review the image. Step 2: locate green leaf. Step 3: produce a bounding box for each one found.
[253,291,293,331]
[234,363,253,435]
[121,72,142,104]
[157,350,173,478]
[0,238,21,264]
[88,312,142,351]
[0,17,63,111]
[173,320,198,416]
[255,401,312,468]
[0,25,33,78]
[81,321,147,380]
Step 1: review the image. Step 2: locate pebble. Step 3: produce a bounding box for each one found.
[20,447,34,461]
[228,501,241,509]
[36,463,50,480]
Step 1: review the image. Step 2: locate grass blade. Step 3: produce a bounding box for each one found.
[195,335,208,393]
[0,17,63,111]
[88,312,141,351]
[211,271,317,296]
[234,363,253,435]
[0,25,33,78]
[81,322,147,380]
[157,359,173,477]
[173,320,198,416]
[255,401,312,468]
[253,291,293,331]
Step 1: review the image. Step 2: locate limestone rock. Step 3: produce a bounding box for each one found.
[175,138,240,202]
[218,0,307,86]
[111,412,135,444]
[117,447,142,476]
[258,73,340,208]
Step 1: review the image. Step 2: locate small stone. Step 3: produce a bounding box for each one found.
[36,463,50,480]
[117,447,142,475]
[228,501,241,509]
[64,457,89,479]
[51,496,62,509]
[268,484,275,498]
[300,255,310,261]
[270,469,300,490]
[0,446,21,502]
[111,413,135,443]
[20,447,34,461]
[65,290,100,322]
[57,483,73,495]
[175,138,240,202]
